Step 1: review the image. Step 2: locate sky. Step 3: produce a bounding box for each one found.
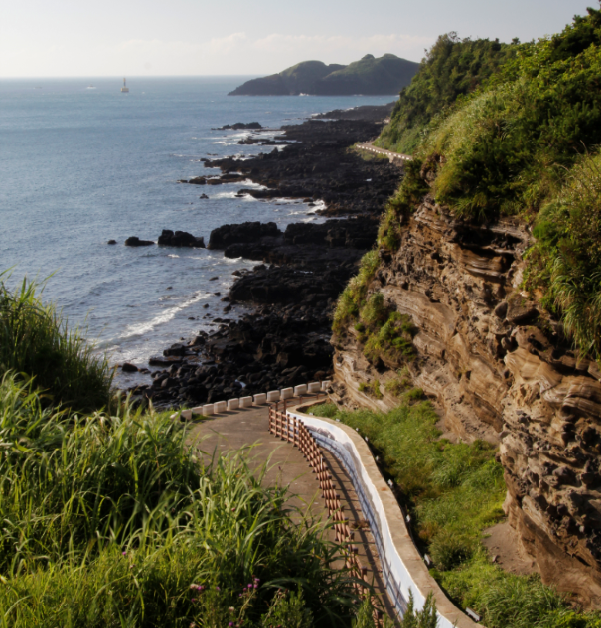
[0,0,596,77]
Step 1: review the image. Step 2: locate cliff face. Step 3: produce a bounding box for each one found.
[331,195,601,606]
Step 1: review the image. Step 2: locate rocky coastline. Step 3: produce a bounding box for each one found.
[125,108,401,409]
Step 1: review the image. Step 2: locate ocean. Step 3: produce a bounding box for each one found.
[0,76,393,387]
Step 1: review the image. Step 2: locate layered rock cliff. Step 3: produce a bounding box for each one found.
[331,194,601,607]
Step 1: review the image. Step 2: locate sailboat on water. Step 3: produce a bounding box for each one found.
[121,78,129,93]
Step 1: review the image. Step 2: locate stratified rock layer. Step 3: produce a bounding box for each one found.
[332,195,601,607]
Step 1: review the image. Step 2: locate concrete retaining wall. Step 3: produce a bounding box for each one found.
[288,408,477,628]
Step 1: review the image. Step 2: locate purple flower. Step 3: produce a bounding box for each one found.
[229,624,233,627]
[122,551,127,556]
[253,584,258,589]
[216,586,221,591]
[191,598,196,603]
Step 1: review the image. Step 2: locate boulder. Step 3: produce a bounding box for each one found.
[125,236,154,247]
[158,230,205,248]
[208,221,281,249]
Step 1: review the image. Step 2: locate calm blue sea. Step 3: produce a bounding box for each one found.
[0,76,393,386]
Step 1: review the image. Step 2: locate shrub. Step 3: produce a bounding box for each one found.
[377,34,517,154]
[358,380,383,400]
[333,251,380,334]
[261,590,313,628]
[0,273,112,412]
[399,591,438,628]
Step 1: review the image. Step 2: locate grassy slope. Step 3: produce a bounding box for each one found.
[311,403,601,627]
[0,273,112,412]
[339,6,601,363]
[0,279,372,628]
[376,34,517,154]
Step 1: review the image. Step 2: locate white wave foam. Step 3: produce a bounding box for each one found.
[241,179,268,190]
[212,191,238,199]
[119,292,209,340]
[168,254,180,258]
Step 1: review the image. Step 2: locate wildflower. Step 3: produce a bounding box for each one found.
[229,607,234,612]
[216,586,221,591]
[253,584,258,589]
[191,598,196,603]
[122,551,127,556]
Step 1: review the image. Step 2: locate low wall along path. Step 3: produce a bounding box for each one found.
[355,142,412,166]
[179,382,478,627]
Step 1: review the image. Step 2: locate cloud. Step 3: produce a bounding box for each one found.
[252,33,432,58]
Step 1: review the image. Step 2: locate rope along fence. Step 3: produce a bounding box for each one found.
[268,401,384,626]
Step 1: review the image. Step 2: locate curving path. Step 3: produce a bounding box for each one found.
[185,398,395,618]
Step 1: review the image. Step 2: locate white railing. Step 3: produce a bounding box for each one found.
[286,408,478,628]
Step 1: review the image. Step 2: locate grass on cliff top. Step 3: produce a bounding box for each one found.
[311,402,601,628]
[0,272,113,413]
[376,33,517,154]
[364,6,601,361]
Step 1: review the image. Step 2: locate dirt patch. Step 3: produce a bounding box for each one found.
[482,521,538,576]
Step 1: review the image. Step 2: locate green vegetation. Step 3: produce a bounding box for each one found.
[310,402,601,627]
[358,379,383,400]
[0,278,378,627]
[230,54,419,96]
[336,282,416,368]
[384,368,411,397]
[377,34,517,153]
[365,6,601,360]
[333,250,380,334]
[0,273,112,412]
[0,372,361,627]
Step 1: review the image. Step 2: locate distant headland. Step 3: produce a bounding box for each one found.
[229,53,419,96]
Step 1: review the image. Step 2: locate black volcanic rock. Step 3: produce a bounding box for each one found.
[203,119,401,218]
[125,237,154,247]
[208,221,281,249]
[214,122,263,130]
[157,230,205,248]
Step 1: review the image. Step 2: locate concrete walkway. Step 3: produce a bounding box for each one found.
[186,399,395,617]
[356,142,412,165]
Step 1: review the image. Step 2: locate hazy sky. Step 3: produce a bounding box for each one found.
[0,0,595,77]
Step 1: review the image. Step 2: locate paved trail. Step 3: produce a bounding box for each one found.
[356,142,412,165]
[186,399,394,616]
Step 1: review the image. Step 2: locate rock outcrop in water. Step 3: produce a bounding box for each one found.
[157,230,205,248]
[330,194,601,607]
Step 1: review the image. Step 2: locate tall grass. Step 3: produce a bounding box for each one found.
[311,402,601,627]
[0,272,112,412]
[0,374,362,626]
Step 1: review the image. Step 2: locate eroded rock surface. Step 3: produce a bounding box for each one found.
[332,195,601,606]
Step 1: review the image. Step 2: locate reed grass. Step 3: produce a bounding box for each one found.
[0,272,112,412]
[0,374,363,626]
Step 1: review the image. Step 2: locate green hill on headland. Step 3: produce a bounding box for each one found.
[229,53,419,96]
